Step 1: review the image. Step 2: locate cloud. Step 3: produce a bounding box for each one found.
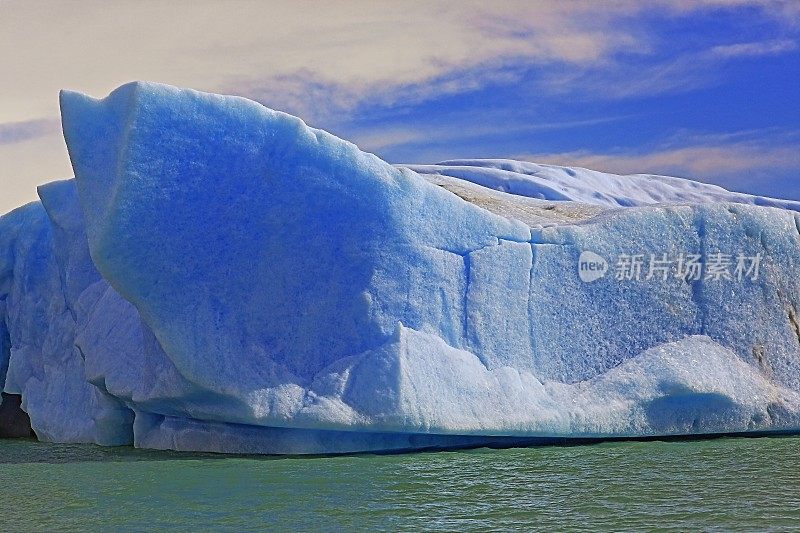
[0,127,73,215]
[710,39,798,58]
[2,0,796,123]
[660,0,800,24]
[515,130,800,195]
[349,115,637,154]
[0,119,59,145]
[523,143,798,177]
[227,4,800,119]
[538,34,799,101]
[0,1,640,123]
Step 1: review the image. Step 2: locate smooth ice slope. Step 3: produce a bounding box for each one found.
[406,160,800,211]
[2,80,800,454]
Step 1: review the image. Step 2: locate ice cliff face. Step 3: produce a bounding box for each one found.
[1,81,799,453]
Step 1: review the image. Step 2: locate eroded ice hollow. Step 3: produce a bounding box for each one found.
[1,81,799,454]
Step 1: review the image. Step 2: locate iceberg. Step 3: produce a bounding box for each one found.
[1,81,799,454]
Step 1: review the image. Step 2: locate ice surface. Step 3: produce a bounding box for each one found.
[405,160,800,212]
[0,81,799,454]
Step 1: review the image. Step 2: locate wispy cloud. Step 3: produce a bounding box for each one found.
[521,143,799,177]
[710,39,798,58]
[349,115,638,154]
[224,2,800,117]
[515,129,800,194]
[538,35,799,101]
[0,119,58,145]
[3,0,796,123]
[0,1,639,123]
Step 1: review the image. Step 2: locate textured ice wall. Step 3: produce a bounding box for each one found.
[2,81,800,454]
[0,183,133,444]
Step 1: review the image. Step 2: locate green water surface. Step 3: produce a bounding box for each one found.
[1,436,798,532]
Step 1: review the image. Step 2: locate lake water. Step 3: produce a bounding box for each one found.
[1,436,799,532]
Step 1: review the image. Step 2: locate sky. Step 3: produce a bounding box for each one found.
[1,0,799,214]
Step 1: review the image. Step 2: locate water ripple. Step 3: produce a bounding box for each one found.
[1,436,799,531]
